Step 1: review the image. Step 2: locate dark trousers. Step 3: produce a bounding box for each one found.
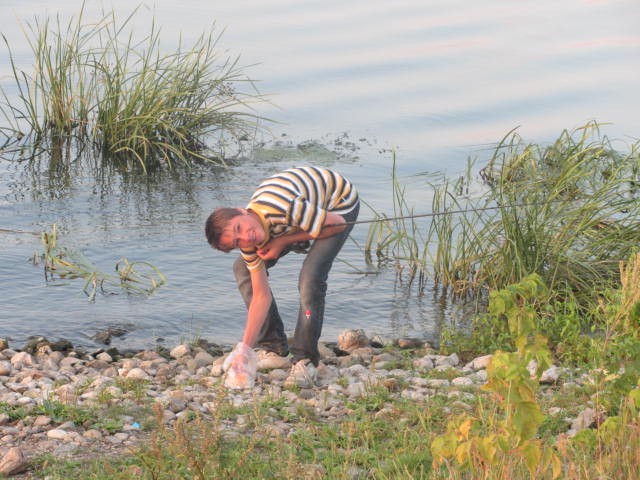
[233,203,359,365]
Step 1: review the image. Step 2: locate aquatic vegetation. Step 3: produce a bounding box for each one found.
[40,223,166,300]
[367,123,640,305]
[0,2,265,171]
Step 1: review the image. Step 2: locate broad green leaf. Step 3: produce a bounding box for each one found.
[455,441,472,465]
[520,440,542,477]
[478,436,498,465]
[431,431,458,459]
[512,401,543,441]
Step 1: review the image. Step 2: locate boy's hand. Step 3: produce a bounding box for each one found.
[223,342,257,389]
[256,237,286,260]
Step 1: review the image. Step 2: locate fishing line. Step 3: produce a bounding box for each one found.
[325,201,547,228]
[0,228,40,235]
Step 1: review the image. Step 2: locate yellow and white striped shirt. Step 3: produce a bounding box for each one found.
[241,166,358,270]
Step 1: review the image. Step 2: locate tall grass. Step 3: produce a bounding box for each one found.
[0,3,265,171]
[366,123,640,308]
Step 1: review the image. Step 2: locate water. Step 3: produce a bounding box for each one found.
[1,0,639,351]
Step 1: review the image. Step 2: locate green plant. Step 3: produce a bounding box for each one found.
[431,274,561,479]
[114,377,150,403]
[0,402,29,421]
[0,2,266,170]
[367,123,640,309]
[41,223,166,299]
[34,399,95,425]
[91,417,124,434]
[560,378,640,479]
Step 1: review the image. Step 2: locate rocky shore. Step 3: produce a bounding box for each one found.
[0,331,596,478]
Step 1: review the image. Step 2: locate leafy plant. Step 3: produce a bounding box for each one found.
[33,398,95,425]
[431,274,561,479]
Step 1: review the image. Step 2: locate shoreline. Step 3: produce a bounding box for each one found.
[0,331,588,478]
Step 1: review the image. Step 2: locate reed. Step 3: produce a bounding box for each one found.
[0,2,265,170]
[41,223,166,300]
[366,123,640,308]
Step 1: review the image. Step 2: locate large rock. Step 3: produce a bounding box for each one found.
[0,360,11,376]
[10,352,36,369]
[337,329,369,352]
[0,447,28,476]
[170,344,191,359]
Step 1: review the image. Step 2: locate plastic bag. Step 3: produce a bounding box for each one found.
[223,342,257,389]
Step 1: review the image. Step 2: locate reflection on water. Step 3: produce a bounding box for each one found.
[1,0,639,350]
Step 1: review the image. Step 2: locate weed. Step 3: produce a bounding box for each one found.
[367,123,640,309]
[0,2,266,170]
[114,377,150,403]
[33,398,95,425]
[41,223,165,299]
[0,402,29,421]
[432,275,561,479]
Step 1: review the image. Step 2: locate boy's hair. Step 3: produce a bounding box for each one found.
[205,208,243,252]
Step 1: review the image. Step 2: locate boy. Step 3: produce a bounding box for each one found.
[205,166,359,388]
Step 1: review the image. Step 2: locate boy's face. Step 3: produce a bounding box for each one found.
[220,209,266,250]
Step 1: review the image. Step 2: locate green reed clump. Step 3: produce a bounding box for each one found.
[367,122,640,306]
[41,223,165,300]
[364,156,435,290]
[0,3,264,171]
[467,123,640,299]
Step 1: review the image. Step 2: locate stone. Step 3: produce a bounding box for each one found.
[0,447,27,476]
[540,365,561,384]
[50,339,74,352]
[0,338,9,350]
[96,352,113,363]
[84,429,103,440]
[337,329,369,352]
[435,353,459,368]
[54,384,77,403]
[464,354,493,371]
[397,338,423,349]
[0,361,11,376]
[10,352,36,369]
[370,334,395,348]
[193,351,215,368]
[170,344,191,359]
[318,343,336,359]
[59,356,82,368]
[47,429,69,440]
[126,368,151,380]
[33,415,52,427]
[413,356,434,371]
[210,358,225,377]
[570,408,599,433]
[451,377,474,386]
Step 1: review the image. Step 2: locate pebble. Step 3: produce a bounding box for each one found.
[0,330,586,477]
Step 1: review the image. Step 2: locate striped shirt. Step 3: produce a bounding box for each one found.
[241,166,359,270]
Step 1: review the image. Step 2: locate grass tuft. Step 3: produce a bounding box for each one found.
[0,2,267,171]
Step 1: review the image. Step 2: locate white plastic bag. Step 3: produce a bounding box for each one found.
[223,342,257,389]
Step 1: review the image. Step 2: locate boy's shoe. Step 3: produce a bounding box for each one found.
[256,350,292,370]
[284,359,317,389]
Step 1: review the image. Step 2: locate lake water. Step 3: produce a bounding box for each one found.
[1,0,639,351]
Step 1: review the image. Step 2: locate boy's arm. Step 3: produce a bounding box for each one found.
[257,212,346,260]
[241,265,272,347]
